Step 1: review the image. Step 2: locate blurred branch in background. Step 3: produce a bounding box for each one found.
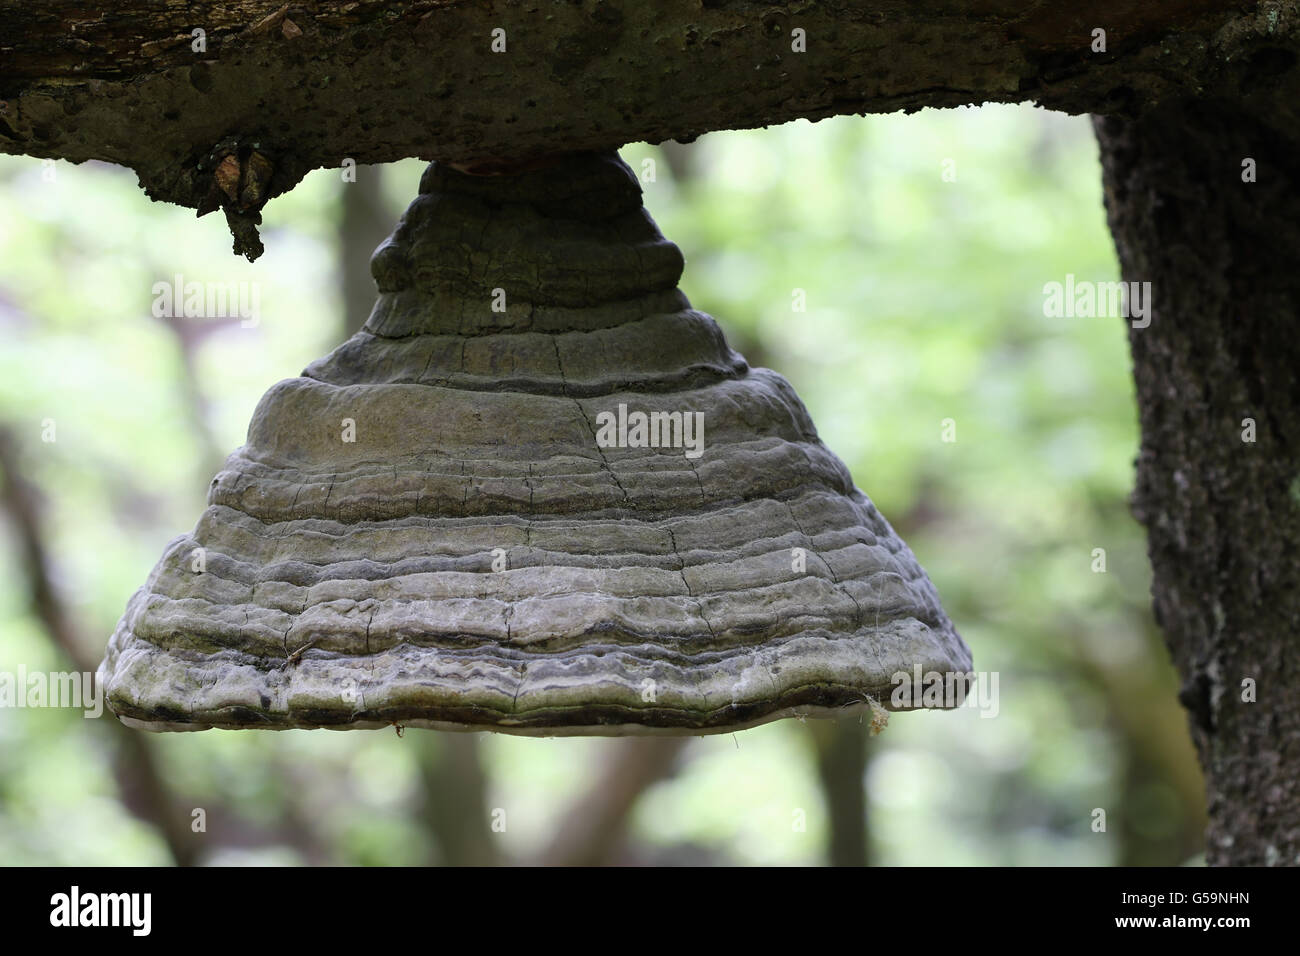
[810,719,871,866]
[417,733,499,866]
[539,738,689,865]
[1063,617,1206,865]
[151,310,240,483]
[339,164,391,340]
[0,428,347,866]
[657,141,698,184]
[0,426,199,865]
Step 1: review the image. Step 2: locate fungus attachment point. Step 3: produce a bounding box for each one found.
[99,152,971,735]
[196,139,276,261]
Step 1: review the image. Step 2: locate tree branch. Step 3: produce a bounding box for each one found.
[2,1,1291,257]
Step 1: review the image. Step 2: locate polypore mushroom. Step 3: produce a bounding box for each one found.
[98,151,971,734]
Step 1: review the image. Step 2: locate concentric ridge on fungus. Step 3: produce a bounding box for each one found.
[99,151,972,734]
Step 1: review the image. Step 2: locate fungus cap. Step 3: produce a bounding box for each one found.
[99,152,972,734]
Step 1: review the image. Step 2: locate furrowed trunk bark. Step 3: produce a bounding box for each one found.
[1095,103,1300,865]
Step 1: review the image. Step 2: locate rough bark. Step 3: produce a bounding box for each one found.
[1095,102,1300,866]
[2,1,1294,252]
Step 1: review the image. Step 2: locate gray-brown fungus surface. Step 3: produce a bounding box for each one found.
[99,152,972,734]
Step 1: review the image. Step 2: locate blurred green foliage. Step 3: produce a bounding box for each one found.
[0,105,1202,866]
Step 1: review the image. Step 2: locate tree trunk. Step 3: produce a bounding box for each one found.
[417,733,500,866]
[338,164,391,339]
[1094,103,1300,866]
[810,720,871,866]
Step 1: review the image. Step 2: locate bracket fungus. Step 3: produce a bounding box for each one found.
[98,151,972,735]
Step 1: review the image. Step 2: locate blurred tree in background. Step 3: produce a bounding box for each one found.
[0,104,1203,866]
